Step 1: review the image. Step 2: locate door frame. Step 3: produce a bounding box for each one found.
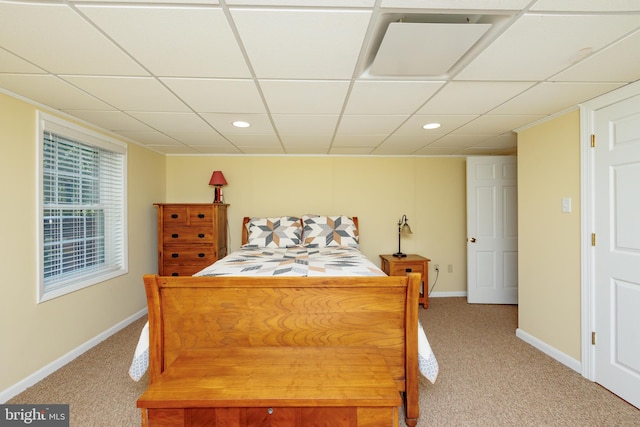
[579,80,640,381]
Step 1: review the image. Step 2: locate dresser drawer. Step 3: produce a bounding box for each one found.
[162,206,189,225]
[388,262,426,277]
[162,206,214,226]
[162,246,217,266]
[161,265,208,277]
[162,226,215,244]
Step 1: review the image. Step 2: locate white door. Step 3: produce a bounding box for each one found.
[593,94,640,408]
[466,156,518,304]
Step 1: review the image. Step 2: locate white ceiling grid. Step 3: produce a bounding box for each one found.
[0,0,639,156]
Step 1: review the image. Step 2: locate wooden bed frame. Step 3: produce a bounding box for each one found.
[142,216,421,426]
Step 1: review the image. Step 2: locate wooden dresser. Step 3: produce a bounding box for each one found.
[137,346,401,427]
[155,203,228,276]
[380,254,430,309]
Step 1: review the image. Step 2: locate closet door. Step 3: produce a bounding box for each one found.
[466,156,518,304]
[593,94,640,409]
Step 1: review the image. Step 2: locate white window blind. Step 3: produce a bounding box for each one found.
[38,113,127,302]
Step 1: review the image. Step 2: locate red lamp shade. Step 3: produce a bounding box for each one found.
[208,171,227,186]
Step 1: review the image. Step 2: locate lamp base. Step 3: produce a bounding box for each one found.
[213,186,223,203]
[392,252,407,258]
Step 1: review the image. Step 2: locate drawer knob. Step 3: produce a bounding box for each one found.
[267,408,274,415]
[171,272,179,276]
[405,268,412,272]
[171,214,178,219]
[171,233,179,238]
[198,233,205,238]
[171,253,179,258]
[198,213,205,218]
[198,253,205,258]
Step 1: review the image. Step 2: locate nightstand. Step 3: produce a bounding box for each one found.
[379,254,430,309]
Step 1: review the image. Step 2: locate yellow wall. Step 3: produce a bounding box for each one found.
[517,109,582,360]
[0,92,165,393]
[164,155,468,294]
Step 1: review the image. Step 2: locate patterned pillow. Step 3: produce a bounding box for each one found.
[302,215,359,248]
[245,216,302,248]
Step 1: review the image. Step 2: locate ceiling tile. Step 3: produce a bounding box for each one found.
[61,76,189,112]
[189,145,243,154]
[168,131,230,146]
[414,146,465,156]
[329,146,375,155]
[417,81,535,115]
[332,134,387,147]
[430,133,488,147]
[531,0,640,12]
[272,114,339,134]
[0,48,44,73]
[472,132,517,148]
[393,114,478,136]
[127,112,214,133]
[227,0,374,5]
[202,113,275,134]
[373,133,440,155]
[162,78,266,113]
[230,8,371,79]
[345,81,444,114]
[380,0,531,10]
[0,2,146,76]
[240,146,286,154]
[280,135,333,154]
[456,13,640,81]
[492,82,625,114]
[260,80,350,114]
[0,75,112,110]
[551,30,640,82]
[145,144,201,154]
[116,131,182,146]
[80,0,219,4]
[227,134,283,148]
[336,115,409,135]
[453,114,545,134]
[60,110,154,131]
[78,5,250,78]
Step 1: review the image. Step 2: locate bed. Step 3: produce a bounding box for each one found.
[133,215,438,426]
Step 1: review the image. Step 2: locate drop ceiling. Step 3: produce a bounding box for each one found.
[1,0,639,156]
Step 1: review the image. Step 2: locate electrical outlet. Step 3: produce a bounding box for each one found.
[434,264,439,272]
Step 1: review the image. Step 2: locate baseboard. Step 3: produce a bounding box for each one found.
[516,328,582,374]
[429,291,467,298]
[0,308,147,403]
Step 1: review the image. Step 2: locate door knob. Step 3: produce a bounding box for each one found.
[468,237,476,243]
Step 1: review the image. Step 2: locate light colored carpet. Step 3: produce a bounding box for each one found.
[9,297,640,426]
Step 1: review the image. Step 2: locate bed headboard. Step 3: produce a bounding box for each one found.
[241,216,359,246]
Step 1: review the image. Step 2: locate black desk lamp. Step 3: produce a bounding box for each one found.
[393,214,412,258]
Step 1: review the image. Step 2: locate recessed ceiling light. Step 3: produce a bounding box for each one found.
[423,123,441,130]
[232,121,251,128]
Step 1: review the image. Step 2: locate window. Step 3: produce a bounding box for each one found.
[37,112,127,302]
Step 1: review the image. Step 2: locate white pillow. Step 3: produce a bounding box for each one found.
[245,216,302,248]
[302,215,359,248]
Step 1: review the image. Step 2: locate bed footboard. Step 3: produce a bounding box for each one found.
[143,273,421,425]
